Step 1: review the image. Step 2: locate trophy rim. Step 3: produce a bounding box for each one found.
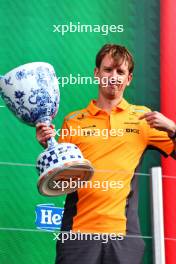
[3,62,55,77]
[37,159,94,197]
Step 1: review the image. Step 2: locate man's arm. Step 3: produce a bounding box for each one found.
[139,111,176,134]
[36,119,71,147]
[139,111,176,158]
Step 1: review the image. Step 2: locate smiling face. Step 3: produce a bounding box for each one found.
[94,53,133,100]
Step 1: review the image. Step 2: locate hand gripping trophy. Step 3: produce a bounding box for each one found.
[0,62,94,196]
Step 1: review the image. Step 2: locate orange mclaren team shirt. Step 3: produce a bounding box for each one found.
[58,99,175,235]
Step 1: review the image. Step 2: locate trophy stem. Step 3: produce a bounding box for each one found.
[47,137,58,150]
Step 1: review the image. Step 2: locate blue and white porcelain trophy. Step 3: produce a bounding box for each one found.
[0,62,94,196]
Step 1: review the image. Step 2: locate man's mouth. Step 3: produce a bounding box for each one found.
[108,82,120,89]
[108,83,123,92]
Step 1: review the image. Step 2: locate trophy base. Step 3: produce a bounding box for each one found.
[37,159,94,196]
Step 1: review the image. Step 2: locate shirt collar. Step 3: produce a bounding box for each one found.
[87,98,129,115]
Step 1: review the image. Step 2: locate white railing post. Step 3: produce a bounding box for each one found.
[150,167,165,264]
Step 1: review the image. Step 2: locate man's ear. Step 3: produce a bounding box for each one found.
[94,67,99,77]
[127,73,133,86]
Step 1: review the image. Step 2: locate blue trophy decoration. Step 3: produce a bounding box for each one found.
[0,62,94,196]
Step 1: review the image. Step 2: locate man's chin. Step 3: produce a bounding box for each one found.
[106,92,121,100]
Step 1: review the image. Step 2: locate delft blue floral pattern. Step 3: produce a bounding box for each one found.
[4,76,13,85]
[0,66,59,125]
[15,91,25,99]
[16,70,26,80]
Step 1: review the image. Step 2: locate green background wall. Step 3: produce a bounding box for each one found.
[0,0,160,263]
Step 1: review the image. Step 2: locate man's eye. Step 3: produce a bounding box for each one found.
[117,71,124,75]
[104,68,112,72]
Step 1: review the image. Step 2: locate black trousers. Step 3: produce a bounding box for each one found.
[55,234,145,264]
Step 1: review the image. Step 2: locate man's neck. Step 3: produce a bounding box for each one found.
[96,96,123,113]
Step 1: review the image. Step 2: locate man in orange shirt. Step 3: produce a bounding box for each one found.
[36,44,176,264]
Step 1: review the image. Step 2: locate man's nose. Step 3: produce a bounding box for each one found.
[109,70,119,82]
[111,70,119,78]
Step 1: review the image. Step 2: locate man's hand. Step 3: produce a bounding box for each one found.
[139,111,176,137]
[36,123,56,148]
